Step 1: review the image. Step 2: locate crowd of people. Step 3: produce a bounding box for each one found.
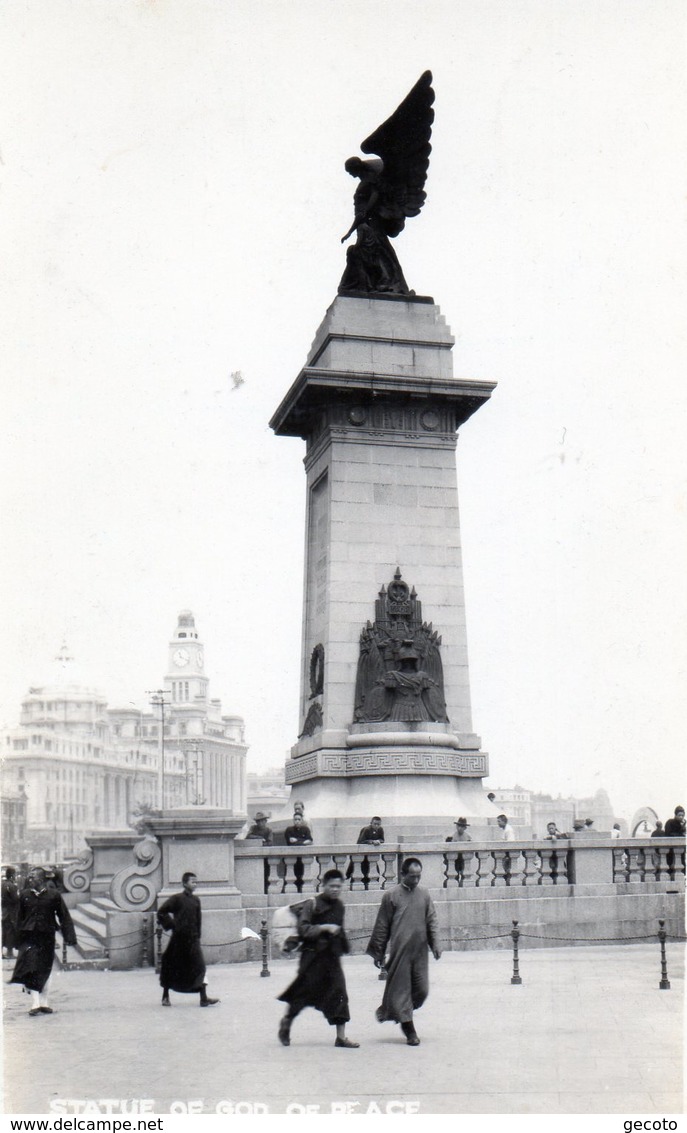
[2,805,683,1033]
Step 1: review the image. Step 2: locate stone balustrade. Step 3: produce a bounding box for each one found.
[233,837,685,896]
[62,830,685,966]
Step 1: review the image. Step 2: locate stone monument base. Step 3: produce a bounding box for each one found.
[279,746,496,843]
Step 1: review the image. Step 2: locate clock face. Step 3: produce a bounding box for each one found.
[173,648,190,667]
[196,650,204,668]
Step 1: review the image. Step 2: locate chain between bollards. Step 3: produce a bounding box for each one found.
[658,919,671,990]
[140,916,149,968]
[259,918,271,978]
[155,923,163,974]
[511,919,522,985]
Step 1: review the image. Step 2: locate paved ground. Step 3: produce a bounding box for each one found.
[2,944,684,1115]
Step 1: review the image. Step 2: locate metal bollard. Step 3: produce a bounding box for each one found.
[141,916,150,968]
[260,918,271,978]
[510,920,522,985]
[62,939,68,967]
[658,919,671,990]
[155,924,163,974]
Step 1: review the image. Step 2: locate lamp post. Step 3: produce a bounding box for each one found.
[147,690,170,809]
[183,738,206,805]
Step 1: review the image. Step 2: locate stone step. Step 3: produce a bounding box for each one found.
[55,944,109,972]
[71,908,107,941]
[74,901,109,926]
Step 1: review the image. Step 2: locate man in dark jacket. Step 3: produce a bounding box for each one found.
[157,872,219,1007]
[9,866,77,1015]
[277,869,359,1048]
[664,807,686,837]
[2,867,20,958]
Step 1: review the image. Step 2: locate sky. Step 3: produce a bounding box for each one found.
[1,0,685,825]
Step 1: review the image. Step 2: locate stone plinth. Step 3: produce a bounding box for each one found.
[148,808,248,961]
[270,295,496,829]
[85,831,140,898]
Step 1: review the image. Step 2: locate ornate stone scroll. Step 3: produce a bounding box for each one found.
[353,569,448,724]
[63,847,94,894]
[109,835,162,912]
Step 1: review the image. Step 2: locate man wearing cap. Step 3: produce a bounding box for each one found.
[445,818,472,885]
[9,866,77,1016]
[245,812,274,846]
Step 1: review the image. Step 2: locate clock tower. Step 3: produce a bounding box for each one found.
[166,610,209,713]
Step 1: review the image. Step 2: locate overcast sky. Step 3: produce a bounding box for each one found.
[1,0,685,825]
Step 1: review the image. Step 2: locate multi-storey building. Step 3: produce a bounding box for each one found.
[1,612,247,860]
[489,785,620,836]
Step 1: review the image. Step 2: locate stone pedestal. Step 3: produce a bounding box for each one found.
[148,808,248,961]
[270,295,497,834]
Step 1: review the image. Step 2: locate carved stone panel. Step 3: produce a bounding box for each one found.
[353,569,449,725]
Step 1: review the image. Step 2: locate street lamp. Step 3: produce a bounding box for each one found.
[183,738,206,805]
[147,689,170,809]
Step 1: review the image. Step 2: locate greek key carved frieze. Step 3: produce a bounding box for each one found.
[354,569,448,725]
[285,748,488,783]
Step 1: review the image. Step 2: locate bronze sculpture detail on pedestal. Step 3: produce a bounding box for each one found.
[353,570,448,724]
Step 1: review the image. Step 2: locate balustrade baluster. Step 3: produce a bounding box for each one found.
[473,850,487,888]
[266,855,283,894]
[492,850,507,887]
[298,854,316,893]
[540,848,554,886]
[612,848,626,882]
[461,850,475,887]
[346,853,364,891]
[654,846,670,880]
[332,853,349,889]
[365,852,383,890]
[626,846,641,883]
[282,854,299,895]
[380,853,397,889]
[316,853,335,889]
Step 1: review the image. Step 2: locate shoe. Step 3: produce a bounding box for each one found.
[161,999,171,1007]
[200,997,219,1007]
[29,1008,42,1016]
[406,1035,421,1046]
[335,1037,360,1048]
[375,1006,385,1023]
[39,1006,53,1014]
[278,1017,291,1046]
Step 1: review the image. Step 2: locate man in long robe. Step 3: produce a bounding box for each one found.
[2,867,20,958]
[157,872,218,1007]
[366,857,440,1045]
[9,866,77,1016]
[277,869,359,1048]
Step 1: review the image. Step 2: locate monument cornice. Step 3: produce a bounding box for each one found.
[270,366,496,440]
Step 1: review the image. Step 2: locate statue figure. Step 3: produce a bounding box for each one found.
[353,570,448,724]
[339,71,435,296]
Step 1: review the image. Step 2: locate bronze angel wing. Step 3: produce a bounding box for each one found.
[360,70,435,237]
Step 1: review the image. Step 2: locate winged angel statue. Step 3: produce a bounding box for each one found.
[339,71,435,296]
